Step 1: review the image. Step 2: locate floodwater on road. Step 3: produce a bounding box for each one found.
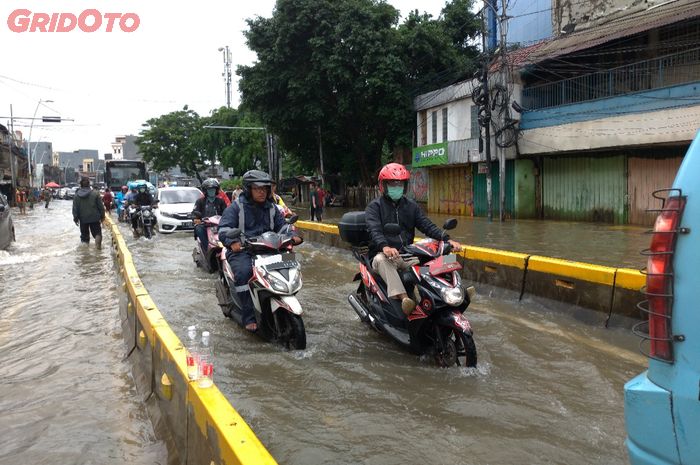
[122,215,646,465]
[317,205,651,269]
[0,201,167,465]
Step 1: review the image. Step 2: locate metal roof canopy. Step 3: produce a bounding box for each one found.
[520,0,700,67]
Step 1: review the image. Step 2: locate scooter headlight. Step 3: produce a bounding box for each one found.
[288,269,302,293]
[142,210,152,217]
[265,271,289,293]
[441,286,464,306]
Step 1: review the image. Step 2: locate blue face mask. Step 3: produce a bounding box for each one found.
[206,189,216,198]
[387,186,404,201]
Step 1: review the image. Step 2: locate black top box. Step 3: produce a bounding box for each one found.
[338,211,370,246]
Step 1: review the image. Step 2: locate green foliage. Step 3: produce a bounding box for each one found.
[219,178,242,191]
[137,105,268,181]
[137,106,205,179]
[237,0,479,184]
[137,1,479,186]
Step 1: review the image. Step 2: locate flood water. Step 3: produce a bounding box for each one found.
[0,201,166,465]
[121,208,647,465]
[318,206,651,269]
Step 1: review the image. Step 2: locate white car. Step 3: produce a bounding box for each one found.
[154,186,202,233]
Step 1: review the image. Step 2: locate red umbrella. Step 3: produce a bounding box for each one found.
[45,182,60,188]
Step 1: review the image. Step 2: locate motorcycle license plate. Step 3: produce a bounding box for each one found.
[265,252,297,270]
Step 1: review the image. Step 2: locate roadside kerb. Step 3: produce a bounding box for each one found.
[106,217,279,465]
[295,220,645,317]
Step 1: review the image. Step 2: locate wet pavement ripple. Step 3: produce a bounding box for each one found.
[0,201,166,465]
[121,208,647,465]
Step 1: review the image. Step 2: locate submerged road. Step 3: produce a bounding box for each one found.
[0,201,166,465]
[121,213,646,465]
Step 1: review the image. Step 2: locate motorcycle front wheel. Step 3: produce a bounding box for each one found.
[143,224,153,239]
[281,313,306,350]
[454,330,477,368]
[435,327,477,368]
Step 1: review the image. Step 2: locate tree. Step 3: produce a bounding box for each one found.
[137,106,207,181]
[196,106,267,176]
[239,0,407,183]
[238,0,480,185]
[137,106,269,181]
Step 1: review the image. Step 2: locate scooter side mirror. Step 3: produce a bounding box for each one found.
[383,223,401,236]
[443,218,458,230]
[286,214,299,224]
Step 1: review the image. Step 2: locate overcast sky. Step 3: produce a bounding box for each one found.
[1,0,452,158]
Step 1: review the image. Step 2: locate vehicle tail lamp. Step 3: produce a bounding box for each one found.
[644,195,686,362]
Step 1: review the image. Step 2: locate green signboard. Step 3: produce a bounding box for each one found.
[412,142,448,167]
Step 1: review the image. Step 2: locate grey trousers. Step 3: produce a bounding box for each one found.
[372,253,411,298]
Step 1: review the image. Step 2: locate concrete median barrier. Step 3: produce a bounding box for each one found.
[106,217,278,465]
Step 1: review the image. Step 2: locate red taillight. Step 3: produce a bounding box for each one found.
[645,196,685,361]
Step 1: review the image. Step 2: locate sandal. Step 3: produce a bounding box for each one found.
[245,322,258,332]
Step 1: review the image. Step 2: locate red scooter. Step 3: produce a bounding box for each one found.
[340,212,477,367]
[192,215,222,273]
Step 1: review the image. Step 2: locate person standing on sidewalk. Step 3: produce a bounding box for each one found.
[309,183,318,221]
[72,177,105,247]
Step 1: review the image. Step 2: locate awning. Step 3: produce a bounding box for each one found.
[515,0,700,67]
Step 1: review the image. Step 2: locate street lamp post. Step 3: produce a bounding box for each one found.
[217,46,232,108]
[27,99,53,188]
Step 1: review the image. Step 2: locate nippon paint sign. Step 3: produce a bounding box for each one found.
[412,142,448,167]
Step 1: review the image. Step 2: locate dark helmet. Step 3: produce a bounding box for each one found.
[201,178,220,193]
[242,170,272,195]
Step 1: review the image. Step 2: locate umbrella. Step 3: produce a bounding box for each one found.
[45,182,60,188]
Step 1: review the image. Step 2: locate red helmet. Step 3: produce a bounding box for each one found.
[378,163,410,193]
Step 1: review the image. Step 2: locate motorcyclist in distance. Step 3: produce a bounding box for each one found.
[115,185,128,217]
[218,170,303,332]
[365,163,462,316]
[192,178,227,253]
[128,181,156,232]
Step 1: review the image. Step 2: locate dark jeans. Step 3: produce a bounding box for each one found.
[226,251,255,326]
[194,224,208,253]
[79,221,102,243]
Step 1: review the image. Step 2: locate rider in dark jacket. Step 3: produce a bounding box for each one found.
[192,178,227,253]
[365,163,462,315]
[128,181,155,231]
[218,170,302,332]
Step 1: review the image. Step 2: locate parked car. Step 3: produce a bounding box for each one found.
[624,130,700,465]
[0,193,15,250]
[154,186,201,233]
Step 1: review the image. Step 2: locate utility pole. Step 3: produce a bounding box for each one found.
[317,125,325,188]
[218,46,232,108]
[8,106,17,200]
[498,0,507,222]
[480,6,493,222]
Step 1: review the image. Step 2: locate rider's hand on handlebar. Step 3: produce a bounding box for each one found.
[448,239,462,252]
[230,242,242,253]
[382,246,400,259]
